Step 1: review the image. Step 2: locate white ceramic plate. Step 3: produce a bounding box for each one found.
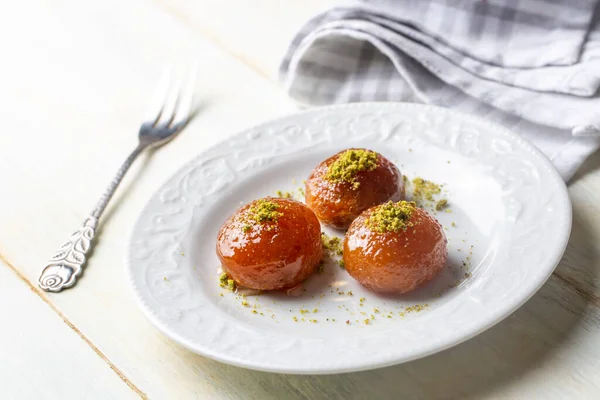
[125,103,571,374]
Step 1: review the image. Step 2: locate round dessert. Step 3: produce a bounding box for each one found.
[305,149,403,230]
[216,197,322,291]
[343,201,447,294]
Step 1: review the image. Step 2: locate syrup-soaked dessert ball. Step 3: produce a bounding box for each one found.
[305,149,404,230]
[216,197,322,290]
[343,201,447,294]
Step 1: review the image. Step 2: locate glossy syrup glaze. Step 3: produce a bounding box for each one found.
[344,206,448,294]
[216,198,322,290]
[305,149,404,230]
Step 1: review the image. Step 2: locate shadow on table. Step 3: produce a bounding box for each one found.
[189,195,599,400]
[571,148,600,184]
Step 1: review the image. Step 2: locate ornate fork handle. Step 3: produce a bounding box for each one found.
[38,144,146,292]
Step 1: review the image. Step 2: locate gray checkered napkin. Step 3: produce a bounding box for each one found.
[280,0,600,180]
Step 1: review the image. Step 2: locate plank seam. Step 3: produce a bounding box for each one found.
[553,270,600,307]
[0,253,148,400]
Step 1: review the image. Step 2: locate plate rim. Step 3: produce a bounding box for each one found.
[124,102,572,374]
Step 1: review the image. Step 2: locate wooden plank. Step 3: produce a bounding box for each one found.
[1,0,600,398]
[0,260,140,399]
[149,0,336,80]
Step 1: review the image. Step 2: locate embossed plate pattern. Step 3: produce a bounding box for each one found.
[125,103,571,374]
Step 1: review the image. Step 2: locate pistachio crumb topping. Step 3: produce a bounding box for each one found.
[317,260,325,274]
[366,201,417,233]
[412,177,442,203]
[276,190,292,198]
[435,199,448,211]
[325,149,378,189]
[247,199,283,223]
[219,272,236,291]
[321,233,343,256]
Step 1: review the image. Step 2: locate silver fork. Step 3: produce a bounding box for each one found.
[38,67,196,292]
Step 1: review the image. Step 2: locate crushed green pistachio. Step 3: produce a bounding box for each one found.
[276,190,293,198]
[412,177,441,203]
[219,272,236,291]
[321,233,343,256]
[325,149,378,189]
[435,199,448,211]
[247,199,283,224]
[366,201,417,233]
[338,259,345,269]
[317,260,325,274]
[403,304,429,314]
[242,224,251,233]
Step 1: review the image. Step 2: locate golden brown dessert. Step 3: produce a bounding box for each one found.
[344,201,447,294]
[305,149,403,230]
[216,197,322,290]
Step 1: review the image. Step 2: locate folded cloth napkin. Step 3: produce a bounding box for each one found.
[280,0,600,181]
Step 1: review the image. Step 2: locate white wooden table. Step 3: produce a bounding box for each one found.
[2,1,600,398]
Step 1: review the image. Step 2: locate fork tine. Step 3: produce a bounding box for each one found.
[144,65,172,125]
[156,76,181,126]
[172,64,198,128]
